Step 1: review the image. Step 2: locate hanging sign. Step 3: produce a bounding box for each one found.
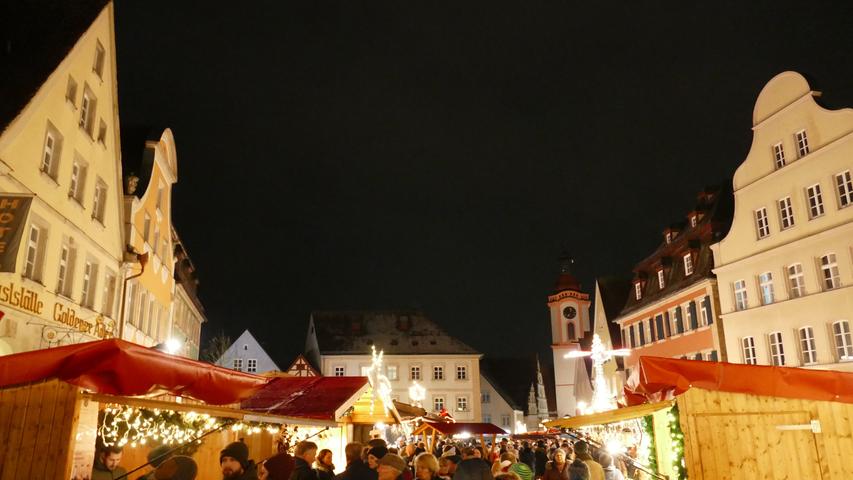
[0,195,33,272]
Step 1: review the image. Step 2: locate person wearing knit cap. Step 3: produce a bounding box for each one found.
[367,446,388,470]
[221,441,258,480]
[258,452,296,480]
[154,456,198,480]
[508,462,532,480]
[377,454,407,480]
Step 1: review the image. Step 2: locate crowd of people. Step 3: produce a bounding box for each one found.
[89,434,635,480]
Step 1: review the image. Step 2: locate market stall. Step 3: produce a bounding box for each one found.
[411,421,506,452]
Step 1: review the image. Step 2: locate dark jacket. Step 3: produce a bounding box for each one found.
[316,465,336,480]
[334,459,378,480]
[235,461,260,480]
[290,458,317,480]
[453,458,493,480]
[91,460,128,480]
[518,448,535,472]
[542,461,570,480]
[534,449,548,477]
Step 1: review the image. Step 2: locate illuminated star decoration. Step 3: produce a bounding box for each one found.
[366,345,393,414]
[565,333,631,413]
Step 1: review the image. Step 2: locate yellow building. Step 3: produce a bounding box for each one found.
[711,71,853,372]
[0,2,124,354]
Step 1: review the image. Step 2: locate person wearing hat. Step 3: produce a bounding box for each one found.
[367,446,388,470]
[221,441,258,480]
[508,462,532,480]
[153,456,198,480]
[259,452,296,480]
[377,454,407,480]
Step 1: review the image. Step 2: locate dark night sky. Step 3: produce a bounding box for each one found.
[113,1,853,365]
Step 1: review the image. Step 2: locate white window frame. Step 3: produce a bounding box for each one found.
[501,414,511,427]
[23,224,46,282]
[56,242,74,297]
[798,326,817,365]
[768,331,785,366]
[758,272,774,305]
[79,86,96,136]
[787,263,806,299]
[833,320,853,361]
[657,269,665,289]
[333,366,345,376]
[755,208,770,239]
[80,260,98,308]
[65,76,78,105]
[683,253,694,276]
[456,396,468,412]
[742,336,757,365]
[795,129,809,158]
[806,184,825,219]
[820,253,841,290]
[778,196,795,230]
[690,215,698,228]
[69,158,87,204]
[455,365,467,380]
[41,124,62,179]
[433,365,444,381]
[93,41,106,77]
[247,359,258,373]
[102,270,117,317]
[433,396,445,412]
[733,280,748,311]
[410,365,421,381]
[233,358,243,371]
[386,365,398,381]
[92,179,107,223]
[634,282,642,300]
[836,170,853,208]
[772,142,786,169]
[481,392,491,404]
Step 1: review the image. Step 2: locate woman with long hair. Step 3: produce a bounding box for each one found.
[315,449,336,480]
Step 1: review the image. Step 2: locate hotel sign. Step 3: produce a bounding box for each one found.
[0,195,33,272]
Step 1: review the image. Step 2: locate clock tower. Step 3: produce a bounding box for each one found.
[548,255,592,417]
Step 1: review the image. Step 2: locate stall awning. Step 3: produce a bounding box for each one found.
[242,376,370,421]
[412,421,506,436]
[627,356,853,406]
[0,339,269,405]
[543,400,675,429]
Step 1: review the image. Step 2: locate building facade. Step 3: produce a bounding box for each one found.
[711,71,853,372]
[171,227,205,359]
[305,310,483,422]
[216,329,281,374]
[479,373,525,433]
[615,186,732,374]
[0,2,124,354]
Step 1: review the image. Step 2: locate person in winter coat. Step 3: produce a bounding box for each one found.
[571,443,602,480]
[315,449,336,480]
[596,454,624,480]
[491,452,516,477]
[290,441,319,480]
[453,448,494,480]
[508,462,533,480]
[336,442,378,480]
[260,452,296,480]
[221,441,259,480]
[92,445,128,480]
[533,443,548,479]
[152,456,198,480]
[541,449,570,480]
[567,460,589,480]
[517,443,535,473]
[413,453,441,480]
[368,446,389,470]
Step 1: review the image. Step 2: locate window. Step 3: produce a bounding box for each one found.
[638,322,646,346]
[798,327,817,365]
[125,281,137,326]
[97,119,107,144]
[387,365,398,380]
[65,76,78,104]
[92,180,107,223]
[433,396,445,412]
[709,350,719,362]
[634,282,642,300]
[806,184,825,218]
[690,215,698,228]
[56,243,75,297]
[232,359,243,371]
[664,312,672,337]
[683,253,694,276]
[483,414,491,424]
[567,322,576,340]
[481,392,491,404]
[742,337,757,364]
[795,129,809,158]
[648,318,655,342]
[734,280,748,311]
[665,232,672,244]
[700,297,712,325]
[833,321,853,361]
[674,307,684,334]
[360,366,371,376]
[157,183,165,210]
[655,314,665,340]
[629,325,636,347]
[143,213,151,243]
[787,263,805,298]
[102,270,117,317]
[247,359,258,373]
[456,365,467,380]
[433,365,444,380]
[24,224,46,281]
[836,170,853,208]
[79,86,96,136]
[778,196,795,229]
[456,396,468,412]
[501,415,511,427]
[657,269,665,289]
[69,158,87,203]
[41,123,62,179]
[93,41,106,77]
[772,142,786,168]
[153,226,160,258]
[410,365,421,380]
[820,253,841,290]
[334,366,345,377]
[759,272,774,305]
[694,353,703,361]
[768,331,785,366]
[754,208,770,239]
[688,301,699,330]
[243,344,248,351]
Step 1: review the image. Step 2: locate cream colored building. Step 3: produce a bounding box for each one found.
[711,71,853,372]
[0,3,124,354]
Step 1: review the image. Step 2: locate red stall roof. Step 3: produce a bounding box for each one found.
[242,376,370,421]
[626,356,853,406]
[413,421,507,436]
[0,339,269,405]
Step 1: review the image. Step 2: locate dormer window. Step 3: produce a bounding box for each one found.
[683,253,694,276]
[657,270,665,289]
[634,282,642,300]
[665,231,672,244]
[690,215,697,228]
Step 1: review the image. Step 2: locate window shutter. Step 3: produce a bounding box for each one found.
[689,301,699,330]
[703,296,713,324]
[648,318,656,342]
[675,307,684,334]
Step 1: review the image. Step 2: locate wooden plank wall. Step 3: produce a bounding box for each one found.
[0,380,81,480]
[677,388,853,480]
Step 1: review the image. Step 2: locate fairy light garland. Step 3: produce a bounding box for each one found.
[667,405,687,479]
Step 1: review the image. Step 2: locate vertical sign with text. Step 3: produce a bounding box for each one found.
[0,195,33,272]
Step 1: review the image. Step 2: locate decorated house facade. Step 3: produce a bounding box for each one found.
[216,329,281,374]
[305,310,483,422]
[711,71,853,372]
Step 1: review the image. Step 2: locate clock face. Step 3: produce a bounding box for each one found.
[563,306,577,319]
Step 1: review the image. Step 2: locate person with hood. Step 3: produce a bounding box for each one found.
[92,445,128,480]
[541,449,569,480]
[153,456,198,480]
[571,443,602,480]
[221,441,258,480]
[315,449,336,480]
[336,442,377,480]
[367,446,389,470]
[290,441,319,480]
[259,452,296,480]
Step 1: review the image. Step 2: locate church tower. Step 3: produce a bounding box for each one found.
[548,255,592,417]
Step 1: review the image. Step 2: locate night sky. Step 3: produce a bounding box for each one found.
[113,1,853,365]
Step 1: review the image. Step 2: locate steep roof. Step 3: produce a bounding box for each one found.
[120,125,165,197]
[242,376,369,421]
[0,0,110,135]
[480,355,557,416]
[594,275,632,349]
[308,310,479,355]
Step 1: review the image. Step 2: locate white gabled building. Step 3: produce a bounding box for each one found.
[215,329,280,374]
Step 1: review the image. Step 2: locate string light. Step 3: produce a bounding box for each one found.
[98,405,222,448]
[566,334,630,413]
[366,346,393,415]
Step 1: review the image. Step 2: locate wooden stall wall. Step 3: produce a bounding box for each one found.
[0,379,81,480]
[677,387,853,480]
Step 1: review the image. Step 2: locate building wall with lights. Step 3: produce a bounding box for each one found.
[711,71,853,373]
[0,3,126,354]
[479,374,525,433]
